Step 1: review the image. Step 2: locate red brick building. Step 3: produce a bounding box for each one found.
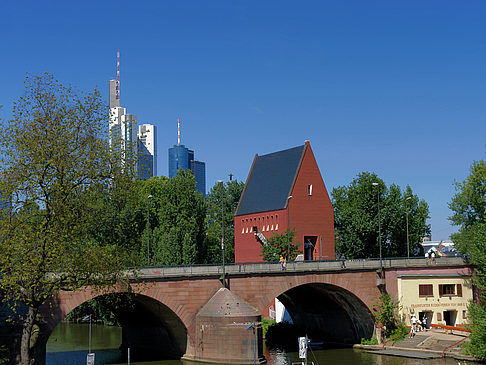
[234,141,335,263]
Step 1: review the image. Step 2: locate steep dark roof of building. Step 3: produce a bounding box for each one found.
[235,145,305,216]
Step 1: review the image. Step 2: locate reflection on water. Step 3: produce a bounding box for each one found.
[47,323,460,365]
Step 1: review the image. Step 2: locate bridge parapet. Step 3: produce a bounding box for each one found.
[135,256,469,279]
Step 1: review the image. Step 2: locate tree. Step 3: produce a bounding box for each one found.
[205,179,245,264]
[0,74,128,364]
[372,293,401,337]
[138,176,169,265]
[449,156,486,359]
[332,172,430,259]
[151,170,206,265]
[260,229,301,262]
[449,160,486,230]
[83,176,145,266]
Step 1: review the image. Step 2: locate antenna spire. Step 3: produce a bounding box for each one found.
[178,118,181,145]
[116,50,120,101]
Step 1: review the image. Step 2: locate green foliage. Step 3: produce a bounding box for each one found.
[151,170,206,265]
[260,229,301,261]
[360,337,378,345]
[84,177,146,266]
[449,154,486,359]
[205,180,244,264]
[65,298,120,326]
[0,345,8,364]
[449,160,486,229]
[372,293,401,337]
[389,324,409,342]
[463,301,486,359]
[332,172,430,259]
[449,153,486,359]
[0,74,129,364]
[261,317,276,338]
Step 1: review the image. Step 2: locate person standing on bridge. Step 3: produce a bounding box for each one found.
[279,255,285,270]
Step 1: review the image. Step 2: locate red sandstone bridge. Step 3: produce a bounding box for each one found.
[35,257,470,364]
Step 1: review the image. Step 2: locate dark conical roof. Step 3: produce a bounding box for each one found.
[197,288,260,317]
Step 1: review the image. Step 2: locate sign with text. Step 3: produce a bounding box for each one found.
[87,353,95,365]
[298,337,307,359]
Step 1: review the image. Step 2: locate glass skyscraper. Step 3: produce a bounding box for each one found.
[168,144,206,196]
[138,124,157,180]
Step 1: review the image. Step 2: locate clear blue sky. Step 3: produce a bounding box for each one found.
[2,1,485,241]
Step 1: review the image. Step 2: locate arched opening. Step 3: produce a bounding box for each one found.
[274,283,374,345]
[46,293,187,363]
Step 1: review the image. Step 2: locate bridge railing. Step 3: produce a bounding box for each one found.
[132,256,471,279]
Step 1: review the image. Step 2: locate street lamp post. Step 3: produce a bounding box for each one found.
[286,195,293,260]
[147,195,152,266]
[218,180,225,287]
[405,196,412,259]
[372,183,382,270]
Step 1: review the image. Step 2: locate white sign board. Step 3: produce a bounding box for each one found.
[298,337,307,359]
[87,353,95,365]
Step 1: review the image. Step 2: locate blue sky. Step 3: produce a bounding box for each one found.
[2,1,485,241]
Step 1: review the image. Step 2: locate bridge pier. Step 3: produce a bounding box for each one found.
[189,288,266,364]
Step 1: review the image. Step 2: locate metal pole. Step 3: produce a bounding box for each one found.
[89,315,92,354]
[128,347,130,365]
[147,195,152,266]
[253,324,256,365]
[286,196,292,260]
[218,181,225,287]
[406,197,411,258]
[378,188,382,269]
[372,183,382,270]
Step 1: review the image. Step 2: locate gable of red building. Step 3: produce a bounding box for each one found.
[234,141,334,263]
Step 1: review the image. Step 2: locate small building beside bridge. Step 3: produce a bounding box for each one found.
[234,141,335,262]
[395,266,474,329]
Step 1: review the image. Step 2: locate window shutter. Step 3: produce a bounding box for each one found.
[439,284,443,297]
[457,284,462,297]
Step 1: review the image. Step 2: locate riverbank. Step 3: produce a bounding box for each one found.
[354,328,483,362]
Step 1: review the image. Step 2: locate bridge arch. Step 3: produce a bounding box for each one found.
[43,290,189,361]
[231,270,380,344]
[276,282,374,343]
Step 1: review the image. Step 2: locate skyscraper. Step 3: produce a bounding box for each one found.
[168,118,206,195]
[108,51,137,175]
[138,124,157,179]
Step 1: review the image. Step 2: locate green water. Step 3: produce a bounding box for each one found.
[47,323,460,365]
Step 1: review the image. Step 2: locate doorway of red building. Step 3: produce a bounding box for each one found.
[304,236,317,261]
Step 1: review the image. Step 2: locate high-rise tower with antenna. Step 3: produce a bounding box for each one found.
[108,50,138,174]
[168,118,206,195]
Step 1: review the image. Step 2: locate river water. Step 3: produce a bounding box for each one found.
[47,323,459,365]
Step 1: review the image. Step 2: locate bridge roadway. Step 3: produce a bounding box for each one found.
[15,257,474,364]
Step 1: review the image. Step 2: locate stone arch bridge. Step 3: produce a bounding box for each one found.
[34,257,469,364]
